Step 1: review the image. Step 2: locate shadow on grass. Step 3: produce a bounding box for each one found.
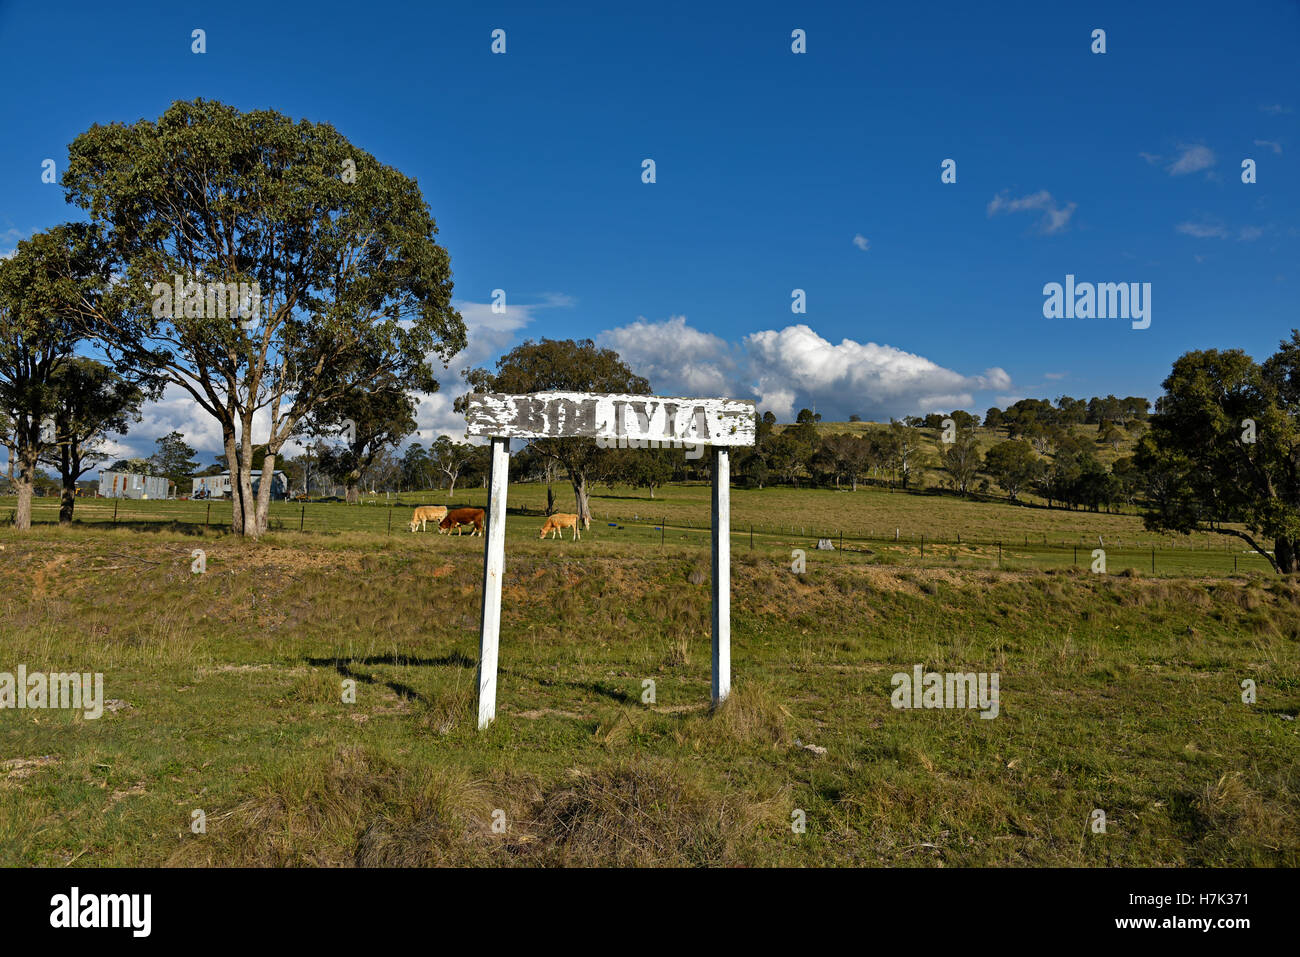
[533,674,637,705]
[304,651,478,704]
[13,519,223,537]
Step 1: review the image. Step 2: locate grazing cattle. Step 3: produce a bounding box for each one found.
[408,505,448,533]
[539,513,581,541]
[438,507,485,536]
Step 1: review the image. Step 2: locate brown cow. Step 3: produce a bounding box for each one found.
[438,507,485,537]
[539,513,581,541]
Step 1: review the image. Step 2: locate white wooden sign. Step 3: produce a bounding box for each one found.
[464,391,757,729]
[465,392,757,446]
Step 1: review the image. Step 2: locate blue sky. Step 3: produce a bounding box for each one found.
[1,0,1296,463]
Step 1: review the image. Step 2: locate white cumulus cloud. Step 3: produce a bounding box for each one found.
[598,317,1012,423]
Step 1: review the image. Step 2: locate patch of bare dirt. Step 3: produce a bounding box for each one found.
[0,755,60,784]
[515,707,587,720]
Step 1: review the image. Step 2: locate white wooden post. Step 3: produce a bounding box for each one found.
[711,445,731,705]
[476,436,510,729]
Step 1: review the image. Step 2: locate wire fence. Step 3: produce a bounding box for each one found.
[598,512,1275,578]
[3,494,1276,577]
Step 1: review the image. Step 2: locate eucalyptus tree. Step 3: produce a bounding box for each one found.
[1137,336,1300,573]
[40,357,147,523]
[64,99,465,536]
[0,225,117,529]
[299,368,422,504]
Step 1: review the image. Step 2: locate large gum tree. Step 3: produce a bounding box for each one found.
[1136,335,1300,574]
[64,99,465,536]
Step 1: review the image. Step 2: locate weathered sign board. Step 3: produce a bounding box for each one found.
[465,391,757,729]
[465,392,757,446]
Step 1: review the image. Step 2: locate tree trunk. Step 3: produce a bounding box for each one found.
[345,474,360,505]
[58,440,76,525]
[572,473,592,529]
[445,475,457,504]
[255,452,277,533]
[237,463,258,536]
[224,431,245,534]
[13,451,36,530]
[1276,536,1297,574]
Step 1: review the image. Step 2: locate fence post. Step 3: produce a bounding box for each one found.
[300,504,305,532]
[387,507,392,536]
[113,500,118,525]
[205,503,211,530]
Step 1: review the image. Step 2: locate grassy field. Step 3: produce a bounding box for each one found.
[1,490,1297,866]
[2,479,1276,579]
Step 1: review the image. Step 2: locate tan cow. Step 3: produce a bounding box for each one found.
[409,505,448,532]
[539,513,581,541]
[438,507,485,536]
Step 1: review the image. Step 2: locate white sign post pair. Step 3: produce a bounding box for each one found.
[465,392,758,730]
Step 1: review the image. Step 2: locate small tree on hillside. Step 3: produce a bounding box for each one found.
[939,429,982,495]
[885,420,925,489]
[983,440,1042,502]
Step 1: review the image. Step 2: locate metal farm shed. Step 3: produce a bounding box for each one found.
[99,471,170,500]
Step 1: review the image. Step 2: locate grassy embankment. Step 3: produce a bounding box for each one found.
[0,497,1296,866]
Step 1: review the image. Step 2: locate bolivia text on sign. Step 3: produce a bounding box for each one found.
[465,392,757,446]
